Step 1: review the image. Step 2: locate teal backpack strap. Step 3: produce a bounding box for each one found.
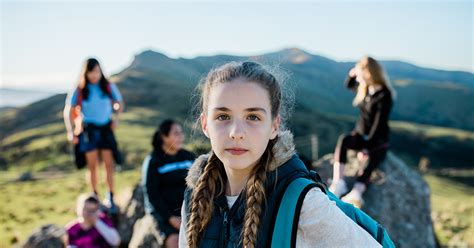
[271,173,396,248]
[326,191,396,248]
[271,177,319,248]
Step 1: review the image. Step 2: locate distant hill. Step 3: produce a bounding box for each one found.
[118,48,474,130]
[0,88,57,108]
[1,48,473,173]
[0,106,17,113]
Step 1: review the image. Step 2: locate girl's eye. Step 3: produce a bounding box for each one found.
[216,114,230,121]
[247,114,261,121]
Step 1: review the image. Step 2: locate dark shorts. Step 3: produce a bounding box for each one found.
[79,122,117,153]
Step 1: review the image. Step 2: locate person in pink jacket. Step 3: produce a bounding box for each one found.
[66,193,121,248]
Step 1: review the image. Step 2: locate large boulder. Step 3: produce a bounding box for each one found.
[23,224,65,248]
[118,184,165,248]
[313,152,437,248]
[129,214,164,248]
[117,184,146,246]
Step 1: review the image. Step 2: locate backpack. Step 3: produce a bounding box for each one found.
[271,171,395,248]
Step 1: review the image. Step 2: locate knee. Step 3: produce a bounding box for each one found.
[165,233,179,248]
[102,151,115,165]
[87,163,97,171]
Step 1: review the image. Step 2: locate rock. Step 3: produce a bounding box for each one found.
[117,184,146,246]
[129,214,164,248]
[0,156,8,170]
[17,171,34,182]
[313,152,437,248]
[23,224,65,248]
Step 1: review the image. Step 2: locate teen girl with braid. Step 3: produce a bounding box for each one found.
[178,62,380,247]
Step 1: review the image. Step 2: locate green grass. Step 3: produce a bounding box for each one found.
[424,173,474,247]
[0,169,141,247]
[1,168,472,247]
[390,121,474,141]
[1,123,65,148]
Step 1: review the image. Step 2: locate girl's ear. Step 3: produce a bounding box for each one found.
[270,115,281,140]
[200,113,209,138]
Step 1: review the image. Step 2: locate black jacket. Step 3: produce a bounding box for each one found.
[143,148,195,221]
[346,76,393,148]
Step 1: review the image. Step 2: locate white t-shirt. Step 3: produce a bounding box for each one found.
[226,195,239,208]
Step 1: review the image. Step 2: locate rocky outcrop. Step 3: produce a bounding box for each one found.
[22,224,65,248]
[313,152,437,248]
[117,185,146,246]
[129,214,164,248]
[117,184,164,248]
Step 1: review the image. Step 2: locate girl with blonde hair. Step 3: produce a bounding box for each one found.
[330,56,395,207]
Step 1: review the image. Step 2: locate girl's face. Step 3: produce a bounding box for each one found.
[79,201,99,223]
[201,80,279,174]
[87,65,102,84]
[162,123,185,151]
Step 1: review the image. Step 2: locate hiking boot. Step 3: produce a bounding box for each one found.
[329,179,348,198]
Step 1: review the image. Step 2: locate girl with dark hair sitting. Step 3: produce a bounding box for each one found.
[141,119,195,248]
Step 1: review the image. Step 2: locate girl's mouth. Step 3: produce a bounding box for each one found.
[225,148,248,155]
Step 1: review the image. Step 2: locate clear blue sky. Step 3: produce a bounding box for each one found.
[1,1,472,92]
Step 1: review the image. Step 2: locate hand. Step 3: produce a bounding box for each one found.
[67,132,79,144]
[78,214,98,228]
[88,215,98,226]
[169,216,181,230]
[349,67,357,77]
[357,149,369,161]
[84,211,99,226]
[73,122,83,136]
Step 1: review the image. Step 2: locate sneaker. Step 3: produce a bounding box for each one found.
[341,188,365,208]
[103,192,119,214]
[328,179,348,198]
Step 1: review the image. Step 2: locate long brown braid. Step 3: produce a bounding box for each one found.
[186,152,225,247]
[242,138,277,248]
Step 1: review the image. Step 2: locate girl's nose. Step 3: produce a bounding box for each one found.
[229,120,245,140]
